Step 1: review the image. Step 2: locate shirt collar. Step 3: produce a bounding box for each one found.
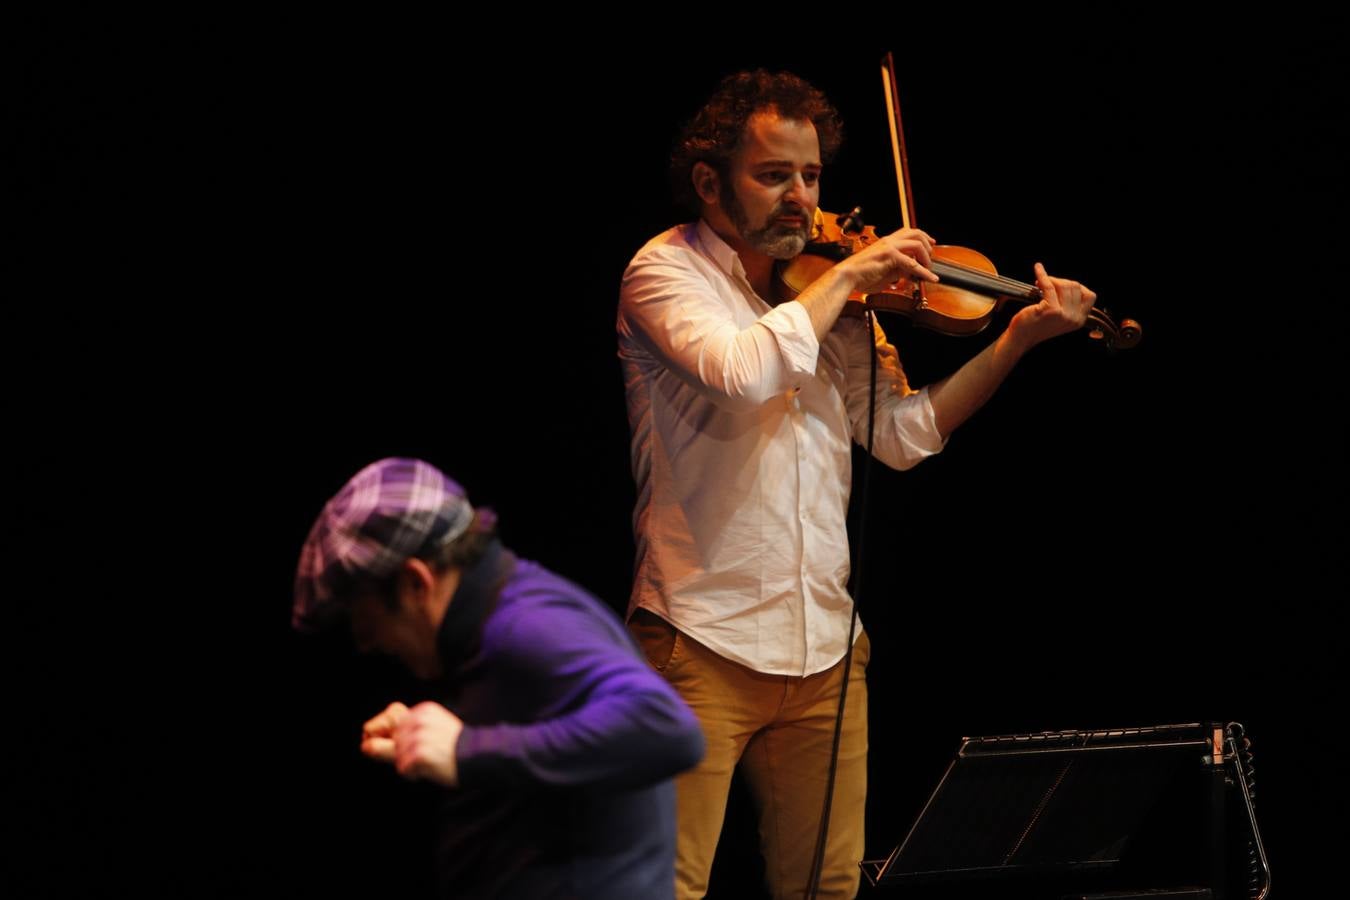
[436,538,516,664]
[694,218,747,282]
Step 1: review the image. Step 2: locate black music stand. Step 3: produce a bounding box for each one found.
[862,723,1267,900]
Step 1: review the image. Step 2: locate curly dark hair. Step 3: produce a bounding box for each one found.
[670,69,843,215]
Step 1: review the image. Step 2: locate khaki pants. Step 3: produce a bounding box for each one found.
[630,608,870,900]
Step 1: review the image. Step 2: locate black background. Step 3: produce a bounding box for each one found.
[11,14,1344,898]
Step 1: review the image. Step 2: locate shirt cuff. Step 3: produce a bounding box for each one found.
[759,301,820,379]
[911,385,950,456]
[453,724,489,786]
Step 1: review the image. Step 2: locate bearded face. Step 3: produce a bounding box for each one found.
[720,180,813,260]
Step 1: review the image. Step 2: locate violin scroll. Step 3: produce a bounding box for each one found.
[1086,311,1142,351]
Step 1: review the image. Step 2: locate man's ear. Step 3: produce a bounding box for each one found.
[692,162,720,206]
[396,557,436,610]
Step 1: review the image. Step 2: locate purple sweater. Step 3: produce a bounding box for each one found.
[432,541,704,898]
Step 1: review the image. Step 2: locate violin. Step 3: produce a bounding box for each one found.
[776,53,1141,352]
[776,206,1142,350]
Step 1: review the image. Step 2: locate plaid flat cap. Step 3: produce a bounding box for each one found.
[292,457,475,631]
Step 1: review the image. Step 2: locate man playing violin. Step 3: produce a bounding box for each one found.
[617,69,1095,899]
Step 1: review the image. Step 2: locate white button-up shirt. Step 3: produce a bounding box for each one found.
[617,220,945,676]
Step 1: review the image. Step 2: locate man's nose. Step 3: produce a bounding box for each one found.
[352,627,374,654]
[783,173,812,207]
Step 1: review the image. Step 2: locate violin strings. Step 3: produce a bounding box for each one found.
[932,258,1028,289]
[931,260,1037,296]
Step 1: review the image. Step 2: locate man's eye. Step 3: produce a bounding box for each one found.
[759,172,787,183]
[803,173,820,186]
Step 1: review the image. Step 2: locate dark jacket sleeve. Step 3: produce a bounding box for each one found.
[454,593,704,790]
